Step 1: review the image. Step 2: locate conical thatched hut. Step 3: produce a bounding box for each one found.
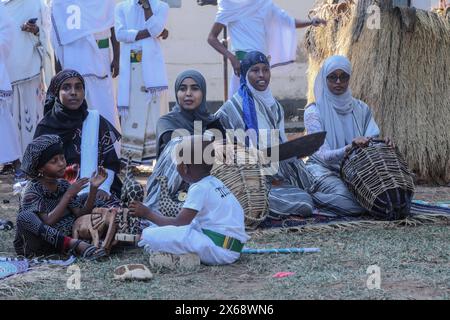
[304,0,450,184]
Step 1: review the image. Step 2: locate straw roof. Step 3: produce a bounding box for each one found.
[304,0,450,183]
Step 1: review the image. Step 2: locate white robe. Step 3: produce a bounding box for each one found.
[50,0,120,131]
[216,0,297,97]
[115,0,169,163]
[216,0,297,67]
[4,0,54,154]
[0,3,21,164]
[115,0,169,110]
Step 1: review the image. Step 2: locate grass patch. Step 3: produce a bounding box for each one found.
[1,224,448,300]
[1,178,449,299]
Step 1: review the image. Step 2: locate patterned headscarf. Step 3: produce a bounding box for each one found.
[43,69,86,115]
[21,135,64,178]
[36,70,89,144]
[238,51,270,144]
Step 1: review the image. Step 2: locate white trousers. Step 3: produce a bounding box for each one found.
[139,224,240,266]
[11,77,44,154]
[0,98,21,164]
[120,62,169,164]
[84,76,121,132]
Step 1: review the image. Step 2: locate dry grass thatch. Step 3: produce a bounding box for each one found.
[304,0,450,184]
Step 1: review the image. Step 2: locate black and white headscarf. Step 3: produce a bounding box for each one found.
[21,135,64,178]
[43,69,86,115]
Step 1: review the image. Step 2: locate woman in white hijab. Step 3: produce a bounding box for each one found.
[304,55,393,216]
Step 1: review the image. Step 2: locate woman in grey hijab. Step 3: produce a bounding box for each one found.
[156,69,223,157]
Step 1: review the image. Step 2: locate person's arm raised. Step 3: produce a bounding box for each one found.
[207,22,240,77]
[110,27,120,78]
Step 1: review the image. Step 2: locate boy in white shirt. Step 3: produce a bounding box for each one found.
[129,136,249,266]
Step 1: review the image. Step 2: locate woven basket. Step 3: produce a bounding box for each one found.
[211,143,269,230]
[340,139,415,220]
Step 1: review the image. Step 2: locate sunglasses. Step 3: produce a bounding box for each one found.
[326,73,350,83]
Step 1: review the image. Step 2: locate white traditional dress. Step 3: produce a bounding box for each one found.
[50,0,120,131]
[0,2,21,164]
[115,0,170,165]
[4,0,54,154]
[215,0,297,97]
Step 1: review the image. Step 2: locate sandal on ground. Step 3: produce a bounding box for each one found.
[113,264,153,281]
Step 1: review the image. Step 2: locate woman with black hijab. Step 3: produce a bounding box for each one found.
[145,70,224,212]
[34,70,122,206]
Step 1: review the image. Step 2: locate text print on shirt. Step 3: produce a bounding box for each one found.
[215,186,231,198]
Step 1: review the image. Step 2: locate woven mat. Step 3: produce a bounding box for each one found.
[253,200,450,235]
[0,260,29,280]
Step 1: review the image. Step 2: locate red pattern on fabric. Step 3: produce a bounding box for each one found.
[63,236,72,252]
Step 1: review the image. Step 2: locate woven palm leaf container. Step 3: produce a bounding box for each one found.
[211,143,269,230]
[340,140,415,220]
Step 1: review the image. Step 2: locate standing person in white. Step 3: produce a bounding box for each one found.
[49,0,121,131]
[0,2,21,173]
[115,0,170,165]
[4,0,54,156]
[129,136,249,266]
[207,0,326,97]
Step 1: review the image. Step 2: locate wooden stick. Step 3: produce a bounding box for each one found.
[221,26,228,102]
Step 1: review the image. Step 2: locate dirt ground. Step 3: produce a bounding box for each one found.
[0,174,449,300]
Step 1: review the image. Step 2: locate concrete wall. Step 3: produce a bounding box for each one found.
[411,0,441,10]
[117,0,316,103]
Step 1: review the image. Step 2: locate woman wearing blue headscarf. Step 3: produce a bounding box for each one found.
[216,51,314,218]
[304,55,393,216]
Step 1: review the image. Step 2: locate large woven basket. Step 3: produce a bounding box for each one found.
[340,140,415,220]
[211,143,269,230]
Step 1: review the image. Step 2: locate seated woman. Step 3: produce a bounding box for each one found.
[145,70,225,211]
[304,55,393,216]
[15,134,107,258]
[216,51,314,218]
[34,70,122,206]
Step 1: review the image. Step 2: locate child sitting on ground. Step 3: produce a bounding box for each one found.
[14,134,108,259]
[130,135,249,266]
